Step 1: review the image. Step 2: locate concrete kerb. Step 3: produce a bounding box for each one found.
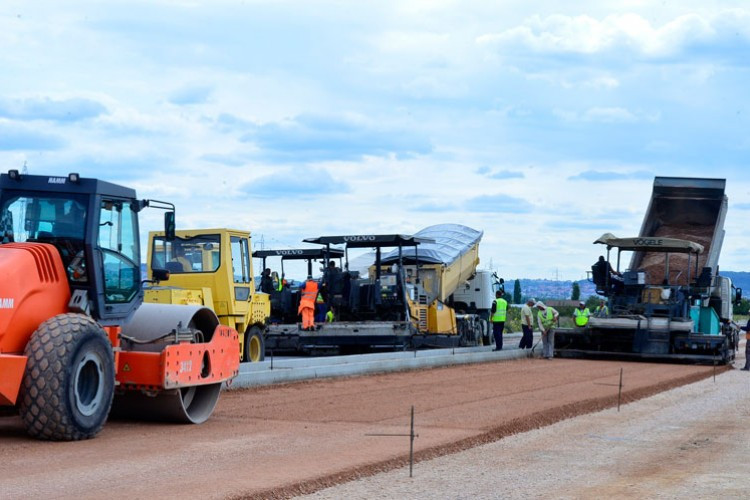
[226,333,542,390]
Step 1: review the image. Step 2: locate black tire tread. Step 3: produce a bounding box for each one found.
[244,326,265,362]
[18,313,114,441]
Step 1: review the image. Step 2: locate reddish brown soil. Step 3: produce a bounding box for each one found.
[0,358,721,499]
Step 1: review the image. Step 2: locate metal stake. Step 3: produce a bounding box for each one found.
[617,367,623,412]
[270,350,274,370]
[409,405,415,478]
[713,354,716,383]
[365,405,419,478]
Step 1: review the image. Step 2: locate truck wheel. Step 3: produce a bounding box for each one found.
[244,326,265,362]
[19,314,115,441]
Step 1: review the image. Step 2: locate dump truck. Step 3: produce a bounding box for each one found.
[451,269,504,345]
[555,177,741,363]
[260,224,502,353]
[145,228,270,362]
[0,171,239,440]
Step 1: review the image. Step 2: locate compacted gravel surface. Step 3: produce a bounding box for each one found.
[304,353,750,499]
[0,353,735,499]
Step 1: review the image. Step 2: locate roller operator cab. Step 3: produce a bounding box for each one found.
[0,171,240,440]
[144,228,270,363]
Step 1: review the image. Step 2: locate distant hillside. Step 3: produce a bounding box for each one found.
[721,271,750,291]
[513,279,597,301]
[513,271,749,302]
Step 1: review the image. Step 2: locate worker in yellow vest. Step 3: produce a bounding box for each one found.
[535,301,559,359]
[594,299,609,318]
[490,290,508,351]
[573,301,590,327]
[315,291,326,322]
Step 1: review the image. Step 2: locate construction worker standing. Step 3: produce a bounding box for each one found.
[519,298,535,349]
[490,290,508,351]
[594,299,609,318]
[573,301,590,327]
[741,319,750,371]
[535,301,559,359]
[298,276,318,331]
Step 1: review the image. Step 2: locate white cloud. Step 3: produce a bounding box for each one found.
[553,107,659,124]
[1,1,749,279]
[477,10,750,59]
[583,107,637,123]
[584,76,620,89]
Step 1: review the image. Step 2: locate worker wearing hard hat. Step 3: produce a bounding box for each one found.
[573,301,590,327]
[741,319,750,371]
[535,301,559,359]
[298,276,318,331]
[490,290,508,351]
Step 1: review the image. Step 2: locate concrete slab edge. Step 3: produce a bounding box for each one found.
[227,344,539,390]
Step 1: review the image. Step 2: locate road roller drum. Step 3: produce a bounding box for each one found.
[112,303,235,424]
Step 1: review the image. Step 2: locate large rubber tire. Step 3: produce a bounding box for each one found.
[244,326,265,362]
[18,314,115,441]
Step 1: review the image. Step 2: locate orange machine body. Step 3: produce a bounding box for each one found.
[116,325,239,390]
[0,243,70,405]
[1,243,241,407]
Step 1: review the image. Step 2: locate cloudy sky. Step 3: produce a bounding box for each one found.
[1,0,748,280]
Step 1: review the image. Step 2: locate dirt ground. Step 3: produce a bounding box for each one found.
[0,358,723,499]
[303,357,750,499]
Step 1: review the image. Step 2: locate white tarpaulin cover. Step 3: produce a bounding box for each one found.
[381,224,483,265]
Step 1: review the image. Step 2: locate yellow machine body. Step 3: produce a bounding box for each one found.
[146,228,270,361]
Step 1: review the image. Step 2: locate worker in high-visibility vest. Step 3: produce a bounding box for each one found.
[573,301,590,327]
[315,291,326,322]
[271,271,281,293]
[298,276,318,331]
[325,306,335,323]
[490,290,508,351]
[594,299,609,318]
[741,319,750,371]
[535,301,559,359]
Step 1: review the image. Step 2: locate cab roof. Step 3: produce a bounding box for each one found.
[253,248,345,260]
[303,234,434,248]
[0,171,136,199]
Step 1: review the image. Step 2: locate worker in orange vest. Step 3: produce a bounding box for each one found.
[298,276,318,331]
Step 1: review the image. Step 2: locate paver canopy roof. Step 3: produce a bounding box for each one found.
[303,234,433,248]
[594,233,704,254]
[252,248,344,260]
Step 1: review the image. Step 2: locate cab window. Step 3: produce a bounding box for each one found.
[99,200,139,304]
[231,236,251,283]
[151,234,221,273]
